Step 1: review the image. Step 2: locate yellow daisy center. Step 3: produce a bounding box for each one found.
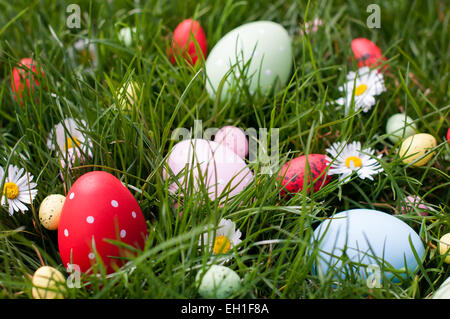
[3,182,19,199]
[345,156,362,168]
[355,84,368,96]
[213,235,231,254]
[65,137,81,150]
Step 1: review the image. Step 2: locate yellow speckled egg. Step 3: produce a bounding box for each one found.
[439,233,450,264]
[39,194,66,230]
[31,266,66,299]
[399,133,437,166]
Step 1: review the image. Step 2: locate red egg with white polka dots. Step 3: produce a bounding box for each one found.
[58,171,148,274]
[278,154,331,196]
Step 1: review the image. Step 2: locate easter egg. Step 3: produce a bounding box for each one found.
[386,113,417,143]
[116,80,140,110]
[58,171,148,274]
[205,21,292,101]
[312,209,425,282]
[433,276,450,299]
[164,139,253,201]
[39,194,66,230]
[118,27,137,47]
[170,19,207,65]
[438,233,450,264]
[399,133,437,166]
[11,58,43,102]
[351,38,388,71]
[278,154,331,195]
[196,265,241,298]
[447,128,449,143]
[31,266,66,299]
[213,126,248,159]
[399,195,432,216]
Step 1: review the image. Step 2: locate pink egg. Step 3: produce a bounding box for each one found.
[399,195,433,216]
[213,126,249,159]
[164,139,253,201]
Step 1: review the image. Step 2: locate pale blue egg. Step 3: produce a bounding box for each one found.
[311,209,425,283]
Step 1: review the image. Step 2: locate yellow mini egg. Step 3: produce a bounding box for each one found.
[31,266,66,299]
[39,194,66,230]
[438,233,450,264]
[117,80,140,110]
[399,133,437,166]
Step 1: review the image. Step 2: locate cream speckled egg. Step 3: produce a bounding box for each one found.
[439,233,450,264]
[39,194,66,230]
[399,133,437,166]
[196,265,241,299]
[205,21,292,101]
[433,276,450,299]
[386,113,417,143]
[31,266,66,299]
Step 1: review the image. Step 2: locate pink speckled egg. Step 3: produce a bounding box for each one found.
[214,126,249,159]
[164,139,253,201]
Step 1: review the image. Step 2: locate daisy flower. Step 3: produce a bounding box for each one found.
[336,66,386,113]
[199,219,242,262]
[1,165,38,215]
[325,141,383,182]
[47,118,93,168]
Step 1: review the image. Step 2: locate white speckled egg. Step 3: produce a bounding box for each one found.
[433,276,450,299]
[118,27,137,47]
[214,126,248,159]
[205,21,292,101]
[438,233,450,264]
[386,113,417,143]
[196,265,241,298]
[399,133,437,166]
[31,266,66,299]
[163,139,253,201]
[39,194,66,230]
[312,209,425,282]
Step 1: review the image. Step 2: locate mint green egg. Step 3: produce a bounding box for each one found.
[205,21,292,101]
[196,265,241,299]
[386,113,417,143]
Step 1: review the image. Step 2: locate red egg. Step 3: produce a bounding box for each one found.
[278,154,331,195]
[447,128,449,143]
[170,19,207,65]
[11,58,43,102]
[351,38,388,71]
[58,171,148,274]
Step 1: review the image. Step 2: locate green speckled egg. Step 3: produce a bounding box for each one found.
[205,21,292,101]
[386,113,417,143]
[399,133,437,166]
[196,265,241,298]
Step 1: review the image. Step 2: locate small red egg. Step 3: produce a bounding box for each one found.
[11,58,43,102]
[447,128,449,143]
[58,171,148,274]
[278,154,331,196]
[351,38,388,71]
[170,19,207,65]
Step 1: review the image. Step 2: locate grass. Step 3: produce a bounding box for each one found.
[0,0,449,299]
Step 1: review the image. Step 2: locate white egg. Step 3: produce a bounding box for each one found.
[31,266,66,299]
[205,21,292,101]
[118,27,137,47]
[39,194,66,230]
[196,265,241,298]
[386,113,417,143]
[433,276,450,299]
